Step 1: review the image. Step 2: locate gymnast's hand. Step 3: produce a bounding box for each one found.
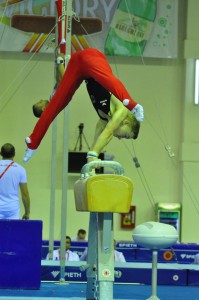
[86,155,101,170]
[131,104,144,122]
[23,137,36,163]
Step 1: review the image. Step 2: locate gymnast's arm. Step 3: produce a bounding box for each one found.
[87,119,107,162]
[88,106,128,162]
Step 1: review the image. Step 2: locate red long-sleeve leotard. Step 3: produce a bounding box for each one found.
[28,48,137,149]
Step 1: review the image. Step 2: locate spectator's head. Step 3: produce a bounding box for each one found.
[65,236,71,251]
[77,229,86,241]
[32,100,49,118]
[0,143,15,159]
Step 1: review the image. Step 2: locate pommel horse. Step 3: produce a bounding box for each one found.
[74,160,133,300]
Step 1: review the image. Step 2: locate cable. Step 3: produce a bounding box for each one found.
[0,0,9,44]
[0,15,58,114]
[0,10,101,113]
[170,247,178,263]
[122,140,156,213]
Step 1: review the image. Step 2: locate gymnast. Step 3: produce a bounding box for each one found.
[23,48,144,163]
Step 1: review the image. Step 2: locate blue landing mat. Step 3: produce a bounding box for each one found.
[0,282,199,300]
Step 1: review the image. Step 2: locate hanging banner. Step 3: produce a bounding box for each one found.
[0,0,178,58]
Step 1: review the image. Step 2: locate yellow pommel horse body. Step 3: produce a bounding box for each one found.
[74,161,133,300]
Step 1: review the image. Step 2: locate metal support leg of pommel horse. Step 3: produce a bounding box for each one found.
[74,160,134,300]
[86,212,114,300]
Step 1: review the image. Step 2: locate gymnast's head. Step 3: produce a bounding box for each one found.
[32,100,49,118]
[113,114,140,140]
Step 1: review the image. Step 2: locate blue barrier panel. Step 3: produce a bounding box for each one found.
[115,268,187,285]
[172,244,199,263]
[187,270,199,286]
[135,245,199,263]
[0,220,42,289]
[41,265,187,285]
[116,242,137,262]
[42,241,199,263]
[135,248,177,262]
[156,269,187,285]
[42,266,87,282]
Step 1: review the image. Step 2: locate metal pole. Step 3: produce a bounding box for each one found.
[48,119,57,259]
[98,213,114,300]
[59,0,73,282]
[48,0,59,262]
[147,250,160,300]
[151,250,158,296]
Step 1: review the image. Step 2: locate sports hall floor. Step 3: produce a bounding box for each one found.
[0,282,199,300]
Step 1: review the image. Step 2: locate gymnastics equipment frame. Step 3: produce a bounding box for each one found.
[74,160,133,299]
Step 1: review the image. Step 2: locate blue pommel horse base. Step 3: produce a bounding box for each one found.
[0,220,42,289]
[74,161,133,300]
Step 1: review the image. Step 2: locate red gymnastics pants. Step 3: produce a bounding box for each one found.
[28,48,138,149]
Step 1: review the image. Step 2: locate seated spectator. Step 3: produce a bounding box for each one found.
[114,239,126,262]
[194,253,199,264]
[80,239,126,262]
[72,229,87,241]
[46,236,79,261]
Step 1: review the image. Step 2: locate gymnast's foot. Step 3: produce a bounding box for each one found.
[131,104,144,122]
[23,137,36,163]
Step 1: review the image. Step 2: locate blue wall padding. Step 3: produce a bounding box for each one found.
[0,220,42,289]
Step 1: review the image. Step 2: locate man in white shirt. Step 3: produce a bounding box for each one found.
[0,143,30,219]
[114,239,126,262]
[46,236,79,261]
[194,253,199,264]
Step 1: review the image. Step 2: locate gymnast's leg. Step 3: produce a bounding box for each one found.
[24,53,83,161]
[78,48,144,121]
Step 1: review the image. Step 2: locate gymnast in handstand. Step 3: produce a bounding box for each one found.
[23,48,144,163]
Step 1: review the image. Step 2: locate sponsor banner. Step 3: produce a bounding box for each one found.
[135,248,199,263]
[0,0,178,57]
[41,265,187,285]
[42,266,87,281]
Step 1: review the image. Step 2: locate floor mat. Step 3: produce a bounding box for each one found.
[0,282,199,300]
